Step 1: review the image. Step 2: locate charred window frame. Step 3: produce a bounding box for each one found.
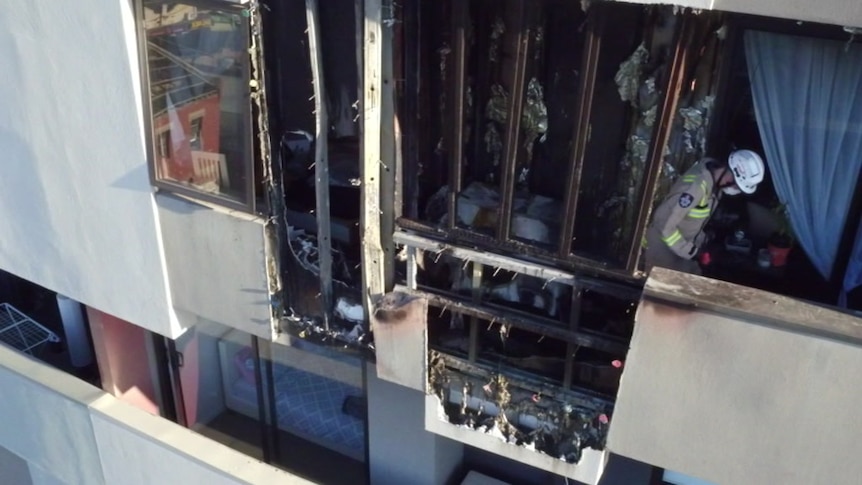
[137,0,257,212]
[397,231,638,395]
[396,1,704,278]
[396,232,630,462]
[389,2,719,443]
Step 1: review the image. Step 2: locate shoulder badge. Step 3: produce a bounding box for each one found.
[678,193,694,208]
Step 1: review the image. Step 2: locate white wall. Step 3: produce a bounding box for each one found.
[612,0,862,28]
[156,195,276,340]
[367,364,464,485]
[0,344,312,485]
[0,0,178,336]
[0,445,32,485]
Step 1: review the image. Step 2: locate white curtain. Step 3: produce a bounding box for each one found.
[744,31,862,280]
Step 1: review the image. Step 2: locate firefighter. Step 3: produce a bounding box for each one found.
[643,149,765,275]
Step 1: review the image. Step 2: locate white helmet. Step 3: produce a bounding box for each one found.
[727,149,765,194]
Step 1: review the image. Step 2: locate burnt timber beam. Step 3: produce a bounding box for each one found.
[497,0,531,241]
[558,9,604,258]
[393,229,643,299]
[400,0,420,219]
[397,218,641,286]
[362,0,389,314]
[396,284,628,354]
[624,15,694,273]
[447,0,468,231]
[306,0,333,327]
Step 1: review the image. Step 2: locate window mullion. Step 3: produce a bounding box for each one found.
[557,9,605,258]
[496,0,531,242]
[624,14,695,273]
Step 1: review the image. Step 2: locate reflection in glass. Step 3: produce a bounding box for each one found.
[143,3,249,203]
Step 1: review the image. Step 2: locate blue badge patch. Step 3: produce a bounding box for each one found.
[678,193,694,208]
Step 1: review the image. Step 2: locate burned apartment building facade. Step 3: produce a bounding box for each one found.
[3,0,862,484]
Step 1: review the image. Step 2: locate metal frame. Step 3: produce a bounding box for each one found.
[0,303,60,355]
[435,351,614,407]
[306,0,334,326]
[135,0,257,213]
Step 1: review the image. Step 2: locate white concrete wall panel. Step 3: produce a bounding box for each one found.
[155,195,275,339]
[0,345,311,485]
[0,444,33,485]
[27,465,67,485]
[0,0,176,336]
[610,291,862,484]
[0,350,104,485]
[367,363,464,485]
[609,0,862,29]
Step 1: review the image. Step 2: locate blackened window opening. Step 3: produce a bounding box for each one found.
[397,0,686,277]
[260,0,365,335]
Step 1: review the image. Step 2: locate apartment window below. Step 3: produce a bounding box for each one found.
[139,1,255,211]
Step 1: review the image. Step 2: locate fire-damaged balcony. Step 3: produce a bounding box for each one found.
[371,0,724,480]
[373,0,862,479]
[136,0,862,481]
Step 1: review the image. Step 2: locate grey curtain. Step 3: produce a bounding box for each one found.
[745,31,862,279]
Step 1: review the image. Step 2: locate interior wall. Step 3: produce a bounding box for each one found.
[0,0,176,337]
[87,307,161,416]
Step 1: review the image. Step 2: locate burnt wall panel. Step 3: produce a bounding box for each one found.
[609,270,862,484]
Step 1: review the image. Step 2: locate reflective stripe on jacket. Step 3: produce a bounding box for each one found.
[645,159,719,259]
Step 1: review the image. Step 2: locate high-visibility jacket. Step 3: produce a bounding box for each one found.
[645,159,719,259]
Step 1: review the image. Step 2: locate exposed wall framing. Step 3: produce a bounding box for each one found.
[258,0,368,346]
[249,0,285,338]
[388,2,732,467]
[395,1,696,279]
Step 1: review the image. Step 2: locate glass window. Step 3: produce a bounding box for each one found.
[141,2,253,208]
[173,320,369,483]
